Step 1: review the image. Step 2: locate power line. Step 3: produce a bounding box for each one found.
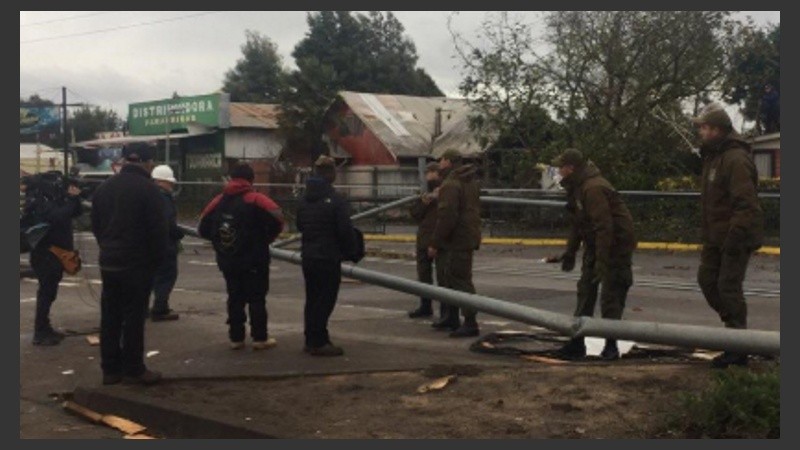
[20,11,223,44]
[20,11,115,28]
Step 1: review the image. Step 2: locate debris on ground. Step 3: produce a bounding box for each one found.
[85,335,100,346]
[417,375,457,394]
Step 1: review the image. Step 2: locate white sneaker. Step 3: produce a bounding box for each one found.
[252,338,277,351]
[230,341,245,350]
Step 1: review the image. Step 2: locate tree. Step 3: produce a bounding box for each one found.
[70,106,122,142]
[452,11,739,189]
[721,22,780,134]
[450,12,559,178]
[279,11,443,157]
[222,30,287,103]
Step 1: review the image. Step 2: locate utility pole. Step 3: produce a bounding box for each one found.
[62,87,69,176]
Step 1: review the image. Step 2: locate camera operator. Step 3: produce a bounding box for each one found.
[22,174,84,346]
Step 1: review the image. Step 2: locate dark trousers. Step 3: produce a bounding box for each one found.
[697,245,752,329]
[575,250,632,320]
[436,249,477,323]
[30,248,64,334]
[223,267,269,342]
[302,259,341,348]
[100,268,153,377]
[416,247,434,311]
[151,252,178,314]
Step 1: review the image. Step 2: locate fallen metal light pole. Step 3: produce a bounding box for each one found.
[177,215,779,356]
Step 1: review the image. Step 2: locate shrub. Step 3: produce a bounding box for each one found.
[667,364,780,438]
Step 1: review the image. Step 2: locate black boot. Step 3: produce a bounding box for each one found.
[450,315,479,338]
[432,305,460,330]
[556,337,586,359]
[32,329,63,346]
[711,351,749,369]
[408,306,433,318]
[600,339,620,361]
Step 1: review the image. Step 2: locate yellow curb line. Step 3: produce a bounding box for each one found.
[363,234,780,256]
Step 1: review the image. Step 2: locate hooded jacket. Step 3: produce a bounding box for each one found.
[699,132,764,250]
[430,163,482,251]
[295,176,358,262]
[561,161,636,265]
[198,178,284,272]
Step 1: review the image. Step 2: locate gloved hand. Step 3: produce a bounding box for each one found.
[592,260,608,284]
[560,252,576,272]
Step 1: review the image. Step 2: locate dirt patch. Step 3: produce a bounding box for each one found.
[106,363,725,438]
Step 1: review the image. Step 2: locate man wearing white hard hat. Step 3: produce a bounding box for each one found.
[149,165,184,321]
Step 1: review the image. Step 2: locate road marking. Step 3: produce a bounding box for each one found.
[20,297,36,303]
[188,260,218,266]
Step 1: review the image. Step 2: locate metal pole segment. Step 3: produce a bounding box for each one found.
[271,194,420,248]
[176,213,780,356]
[480,196,567,208]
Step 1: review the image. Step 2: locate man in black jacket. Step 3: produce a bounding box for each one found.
[22,173,83,346]
[198,163,285,351]
[91,142,168,385]
[296,156,358,356]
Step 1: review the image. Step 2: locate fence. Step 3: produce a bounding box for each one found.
[171,181,779,246]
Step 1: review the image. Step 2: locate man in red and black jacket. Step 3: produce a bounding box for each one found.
[198,163,284,351]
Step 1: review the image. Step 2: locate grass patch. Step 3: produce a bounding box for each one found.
[665,363,780,438]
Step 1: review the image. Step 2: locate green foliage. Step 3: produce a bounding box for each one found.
[279,11,442,156]
[70,105,122,142]
[721,22,780,127]
[759,177,780,191]
[222,30,287,103]
[667,365,780,438]
[452,13,557,155]
[452,11,748,190]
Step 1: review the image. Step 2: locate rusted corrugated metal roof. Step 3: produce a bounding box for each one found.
[336,91,488,159]
[229,103,281,129]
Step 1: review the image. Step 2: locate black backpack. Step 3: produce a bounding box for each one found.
[347,227,365,263]
[210,194,251,258]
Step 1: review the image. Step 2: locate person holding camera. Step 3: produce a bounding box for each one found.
[22,175,83,346]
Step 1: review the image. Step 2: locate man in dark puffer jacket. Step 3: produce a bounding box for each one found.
[296,156,358,357]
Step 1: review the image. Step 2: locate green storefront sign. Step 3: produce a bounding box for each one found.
[128,93,230,135]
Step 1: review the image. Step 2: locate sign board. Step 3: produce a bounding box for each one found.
[127,93,230,136]
[20,107,61,134]
[186,152,223,171]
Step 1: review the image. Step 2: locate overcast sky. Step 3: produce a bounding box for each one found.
[20,11,779,122]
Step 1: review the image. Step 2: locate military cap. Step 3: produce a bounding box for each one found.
[551,148,585,168]
[691,103,733,130]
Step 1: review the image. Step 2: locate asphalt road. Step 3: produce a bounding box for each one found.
[19,233,780,438]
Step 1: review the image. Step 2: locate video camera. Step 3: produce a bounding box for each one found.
[20,167,92,201]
